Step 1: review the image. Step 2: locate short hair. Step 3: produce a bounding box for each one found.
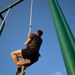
[36,30,43,36]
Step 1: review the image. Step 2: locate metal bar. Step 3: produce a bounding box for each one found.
[0,13,5,36]
[0,13,4,20]
[0,8,10,36]
[29,0,33,33]
[54,0,75,51]
[48,0,75,75]
[20,66,24,75]
[0,0,23,14]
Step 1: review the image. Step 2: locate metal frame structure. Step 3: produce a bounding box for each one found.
[0,0,23,36]
[48,0,75,75]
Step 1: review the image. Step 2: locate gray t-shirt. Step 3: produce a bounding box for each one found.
[28,34,42,52]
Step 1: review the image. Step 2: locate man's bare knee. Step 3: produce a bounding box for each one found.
[11,50,22,57]
[11,52,14,57]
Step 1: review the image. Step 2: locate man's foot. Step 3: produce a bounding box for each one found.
[16,71,25,75]
[20,72,25,75]
[16,71,21,75]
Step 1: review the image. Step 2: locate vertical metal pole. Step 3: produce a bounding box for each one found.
[29,0,33,33]
[54,0,75,51]
[48,0,75,75]
[21,66,25,75]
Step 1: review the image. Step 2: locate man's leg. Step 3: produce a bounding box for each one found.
[11,49,31,75]
[11,49,24,75]
[17,59,31,74]
[11,49,23,68]
[17,59,31,66]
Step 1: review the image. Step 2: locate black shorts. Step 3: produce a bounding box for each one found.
[21,48,40,66]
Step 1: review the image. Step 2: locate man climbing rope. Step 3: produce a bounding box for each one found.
[11,30,43,75]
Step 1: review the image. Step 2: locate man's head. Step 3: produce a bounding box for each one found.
[35,30,43,37]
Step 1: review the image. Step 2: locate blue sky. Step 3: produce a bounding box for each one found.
[0,0,75,75]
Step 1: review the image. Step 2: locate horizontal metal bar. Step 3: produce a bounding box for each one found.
[0,0,23,14]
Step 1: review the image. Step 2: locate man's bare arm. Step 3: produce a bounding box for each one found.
[24,38,31,46]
